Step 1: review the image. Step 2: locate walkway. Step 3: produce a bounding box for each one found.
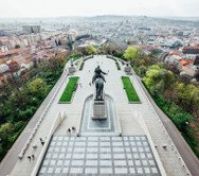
[136,76,199,176]
[0,55,195,176]
[38,136,161,176]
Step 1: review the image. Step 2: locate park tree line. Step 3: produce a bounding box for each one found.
[123,46,199,157]
[0,43,116,161]
[0,56,66,161]
[123,46,199,120]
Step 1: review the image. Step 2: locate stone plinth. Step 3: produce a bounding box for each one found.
[124,66,132,75]
[92,100,107,120]
[68,66,76,74]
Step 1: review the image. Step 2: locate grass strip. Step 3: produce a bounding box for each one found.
[121,76,140,102]
[59,76,79,103]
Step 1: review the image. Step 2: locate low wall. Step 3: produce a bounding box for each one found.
[30,112,66,176]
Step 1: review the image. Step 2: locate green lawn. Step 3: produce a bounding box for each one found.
[59,76,79,103]
[121,76,140,102]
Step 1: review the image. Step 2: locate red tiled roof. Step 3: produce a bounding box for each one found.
[0,48,21,58]
[179,59,193,66]
[7,60,20,72]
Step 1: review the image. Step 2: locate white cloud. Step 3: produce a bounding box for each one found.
[0,0,198,18]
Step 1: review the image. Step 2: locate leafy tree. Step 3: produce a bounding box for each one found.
[48,58,59,73]
[27,78,48,98]
[14,121,26,131]
[9,89,29,110]
[85,45,97,55]
[173,113,192,131]
[0,123,15,140]
[18,108,33,121]
[139,65,148,76]
[191,88,199,118]
[0,104,11,123]
[8,61,21,92]
[176,83,199,118]
[143,65,175,96]
[143,65,163,93]
[123,46,140,63]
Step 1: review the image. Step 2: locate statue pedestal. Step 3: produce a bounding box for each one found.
[92,100,107,120]
[68,66,76,74]
[124,66,132,75]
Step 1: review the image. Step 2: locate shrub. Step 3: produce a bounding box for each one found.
[79,61,84,71]
[173,113,192,131]
[18,108,33,121]
[115,60,121,70]
[27,78,48,98]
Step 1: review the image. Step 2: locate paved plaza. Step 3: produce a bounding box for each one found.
[80,95,120,136]
[37,55,162,176]
[6,55,193,176]
[38,136,160,176]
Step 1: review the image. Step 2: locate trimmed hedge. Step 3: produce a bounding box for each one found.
[59,76,79,103]
[121,76,140,102]
[115,60,121,70]
[79,61,84,71]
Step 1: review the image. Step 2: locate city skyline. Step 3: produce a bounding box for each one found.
[0,4,199,176]
[0,0,199,18]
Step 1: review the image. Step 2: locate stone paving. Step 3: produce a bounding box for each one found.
[9,55,191,176]
[38,136,161,176]
[80,95,119,136]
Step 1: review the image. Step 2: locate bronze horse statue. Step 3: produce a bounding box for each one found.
[92,66,107,101]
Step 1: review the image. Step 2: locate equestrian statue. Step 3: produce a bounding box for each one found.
[92,66,107,101]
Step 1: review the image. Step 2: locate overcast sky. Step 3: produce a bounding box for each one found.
[0,0,199,18]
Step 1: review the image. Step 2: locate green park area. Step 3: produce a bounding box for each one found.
[59,76,79,103]
[0,43,199,164]
[121,76,140,102]
[0,56,66,161]
[122,46,199,157]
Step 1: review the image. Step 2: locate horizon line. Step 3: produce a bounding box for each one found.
[0,14,199,20]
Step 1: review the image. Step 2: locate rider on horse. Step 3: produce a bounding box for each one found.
[92,66,107,101]
[92,65,107,84]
